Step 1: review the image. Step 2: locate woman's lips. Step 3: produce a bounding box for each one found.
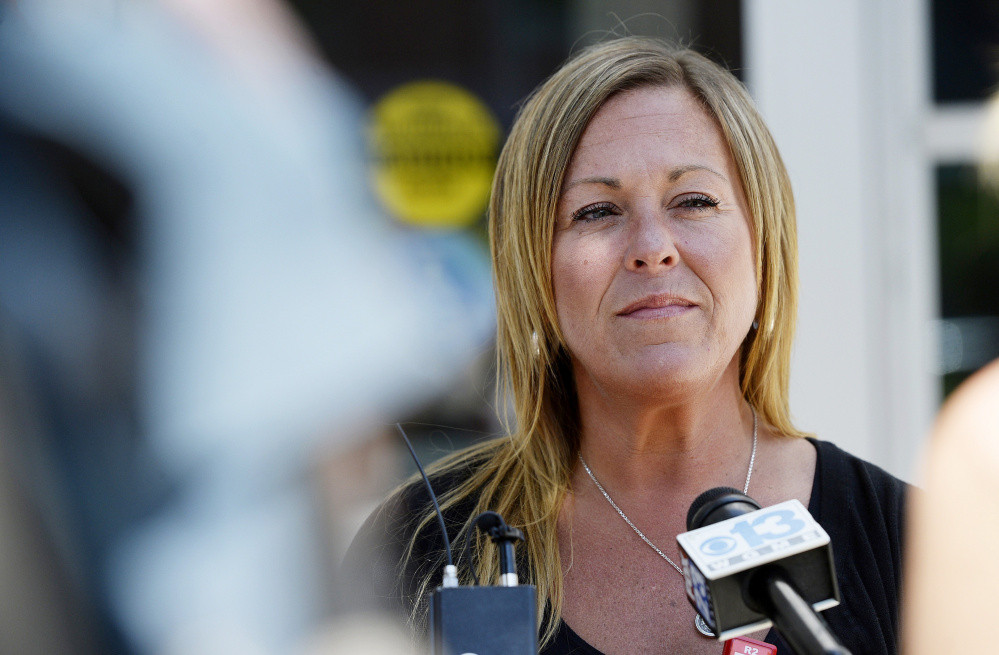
[617,295,696,319]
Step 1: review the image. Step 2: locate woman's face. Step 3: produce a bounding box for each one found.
[552,85,757,398]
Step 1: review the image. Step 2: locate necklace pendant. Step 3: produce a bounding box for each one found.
[694,613,715,638]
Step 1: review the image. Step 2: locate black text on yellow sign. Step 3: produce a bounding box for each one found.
[368,80,500,229]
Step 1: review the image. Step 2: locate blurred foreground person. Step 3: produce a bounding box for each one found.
[903,93,999,654]
[0,1,492,654]
[902,359,999,654]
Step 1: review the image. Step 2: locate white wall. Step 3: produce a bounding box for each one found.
[744,0,938,480]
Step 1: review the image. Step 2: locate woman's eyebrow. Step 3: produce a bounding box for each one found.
[668,164,727,182]
[563,166,727,193]
[562,176,622,191]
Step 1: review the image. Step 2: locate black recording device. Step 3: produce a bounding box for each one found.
[679,487,852,655]
[397,425,538,655]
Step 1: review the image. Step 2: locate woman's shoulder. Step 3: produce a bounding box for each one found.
[338,439,502,616]
[806,437,909,523]
[800,438,908,655]
[358,438,503,535]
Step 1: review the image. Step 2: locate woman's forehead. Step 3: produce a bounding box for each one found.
[562,86,734,191]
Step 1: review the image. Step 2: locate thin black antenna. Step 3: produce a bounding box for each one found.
[396,423,454,567]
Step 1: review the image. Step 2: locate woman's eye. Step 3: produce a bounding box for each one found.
[676,194,720,210]
[571,203,617,222]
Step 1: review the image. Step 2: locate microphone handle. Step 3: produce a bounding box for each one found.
[498,541,518,586]
[752,568,852,655]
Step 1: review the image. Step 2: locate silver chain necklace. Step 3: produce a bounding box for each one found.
[578,407,758,638]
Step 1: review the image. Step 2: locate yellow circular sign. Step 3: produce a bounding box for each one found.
[368,80,500,228]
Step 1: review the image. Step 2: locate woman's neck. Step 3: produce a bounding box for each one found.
[573,358,756,496]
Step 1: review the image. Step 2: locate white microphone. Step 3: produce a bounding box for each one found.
[677,487,849,654]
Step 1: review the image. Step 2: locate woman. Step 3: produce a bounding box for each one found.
[347,37,906,655]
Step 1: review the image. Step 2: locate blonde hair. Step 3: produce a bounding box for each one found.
[404,36,803,647]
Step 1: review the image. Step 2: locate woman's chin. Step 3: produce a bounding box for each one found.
[596,350,729,400]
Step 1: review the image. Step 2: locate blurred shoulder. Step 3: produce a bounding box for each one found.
[935,358,999,442]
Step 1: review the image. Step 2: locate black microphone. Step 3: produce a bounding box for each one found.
[396,425,537,655]
[677,487,851,655]
[430,511,536,655]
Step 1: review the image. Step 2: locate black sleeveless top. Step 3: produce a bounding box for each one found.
[342,438,908,655]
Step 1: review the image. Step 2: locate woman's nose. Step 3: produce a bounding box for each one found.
[625,212,679,272]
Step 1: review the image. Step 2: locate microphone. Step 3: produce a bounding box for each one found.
[396,425,537,655]
[430,512,536,655]
[677,487,850,655]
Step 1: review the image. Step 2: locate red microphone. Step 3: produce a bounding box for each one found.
[723,636,777,655]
